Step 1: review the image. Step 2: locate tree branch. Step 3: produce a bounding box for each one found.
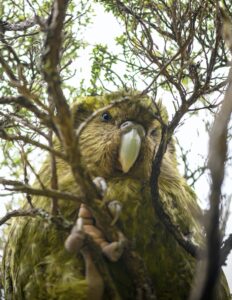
[0,18,37,32]
[0,177,81,202]
[189,67,232,300]
[42,0,73,151]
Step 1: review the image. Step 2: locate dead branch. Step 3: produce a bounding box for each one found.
[0,130,66,160]
[0,177,82,202]
[42,0,73,150]
[0,55,48,111]
[0,208,41,226]
[0,207,74,232]
[189,67,232,300]
[0,18,37,32]
[221,234,232,265]
[150,125,200,258]
[0,96,50,122]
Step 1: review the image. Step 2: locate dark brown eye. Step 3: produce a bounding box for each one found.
[101,111,112,122]
[150,129,157,137]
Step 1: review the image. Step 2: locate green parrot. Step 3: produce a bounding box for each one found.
[3,92,230,300]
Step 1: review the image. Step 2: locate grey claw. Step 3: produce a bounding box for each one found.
[93,177,107,196]
[108,200,122,225]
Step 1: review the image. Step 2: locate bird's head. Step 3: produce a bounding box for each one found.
[73,92,173,181]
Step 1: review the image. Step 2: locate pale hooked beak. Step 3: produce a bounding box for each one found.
[119,121,145,173]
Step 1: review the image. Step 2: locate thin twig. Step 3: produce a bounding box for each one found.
[0,130,66,160]
[0,177,82,202]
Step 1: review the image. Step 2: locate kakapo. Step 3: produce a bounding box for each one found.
[3,92,230,299]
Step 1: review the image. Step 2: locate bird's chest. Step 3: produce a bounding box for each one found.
[105,178,156,249]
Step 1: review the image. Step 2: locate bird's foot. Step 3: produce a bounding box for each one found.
[64,211,104,300]
[82,250,104,300]
[101,231,126,262]
[64,201,126,300]
[93,177,123,225]
[65,203,125,262]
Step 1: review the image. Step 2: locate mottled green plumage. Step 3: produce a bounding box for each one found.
[3,92,230,299]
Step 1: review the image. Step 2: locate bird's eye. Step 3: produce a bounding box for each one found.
[150,129,157,137]
[101,111,112,122]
